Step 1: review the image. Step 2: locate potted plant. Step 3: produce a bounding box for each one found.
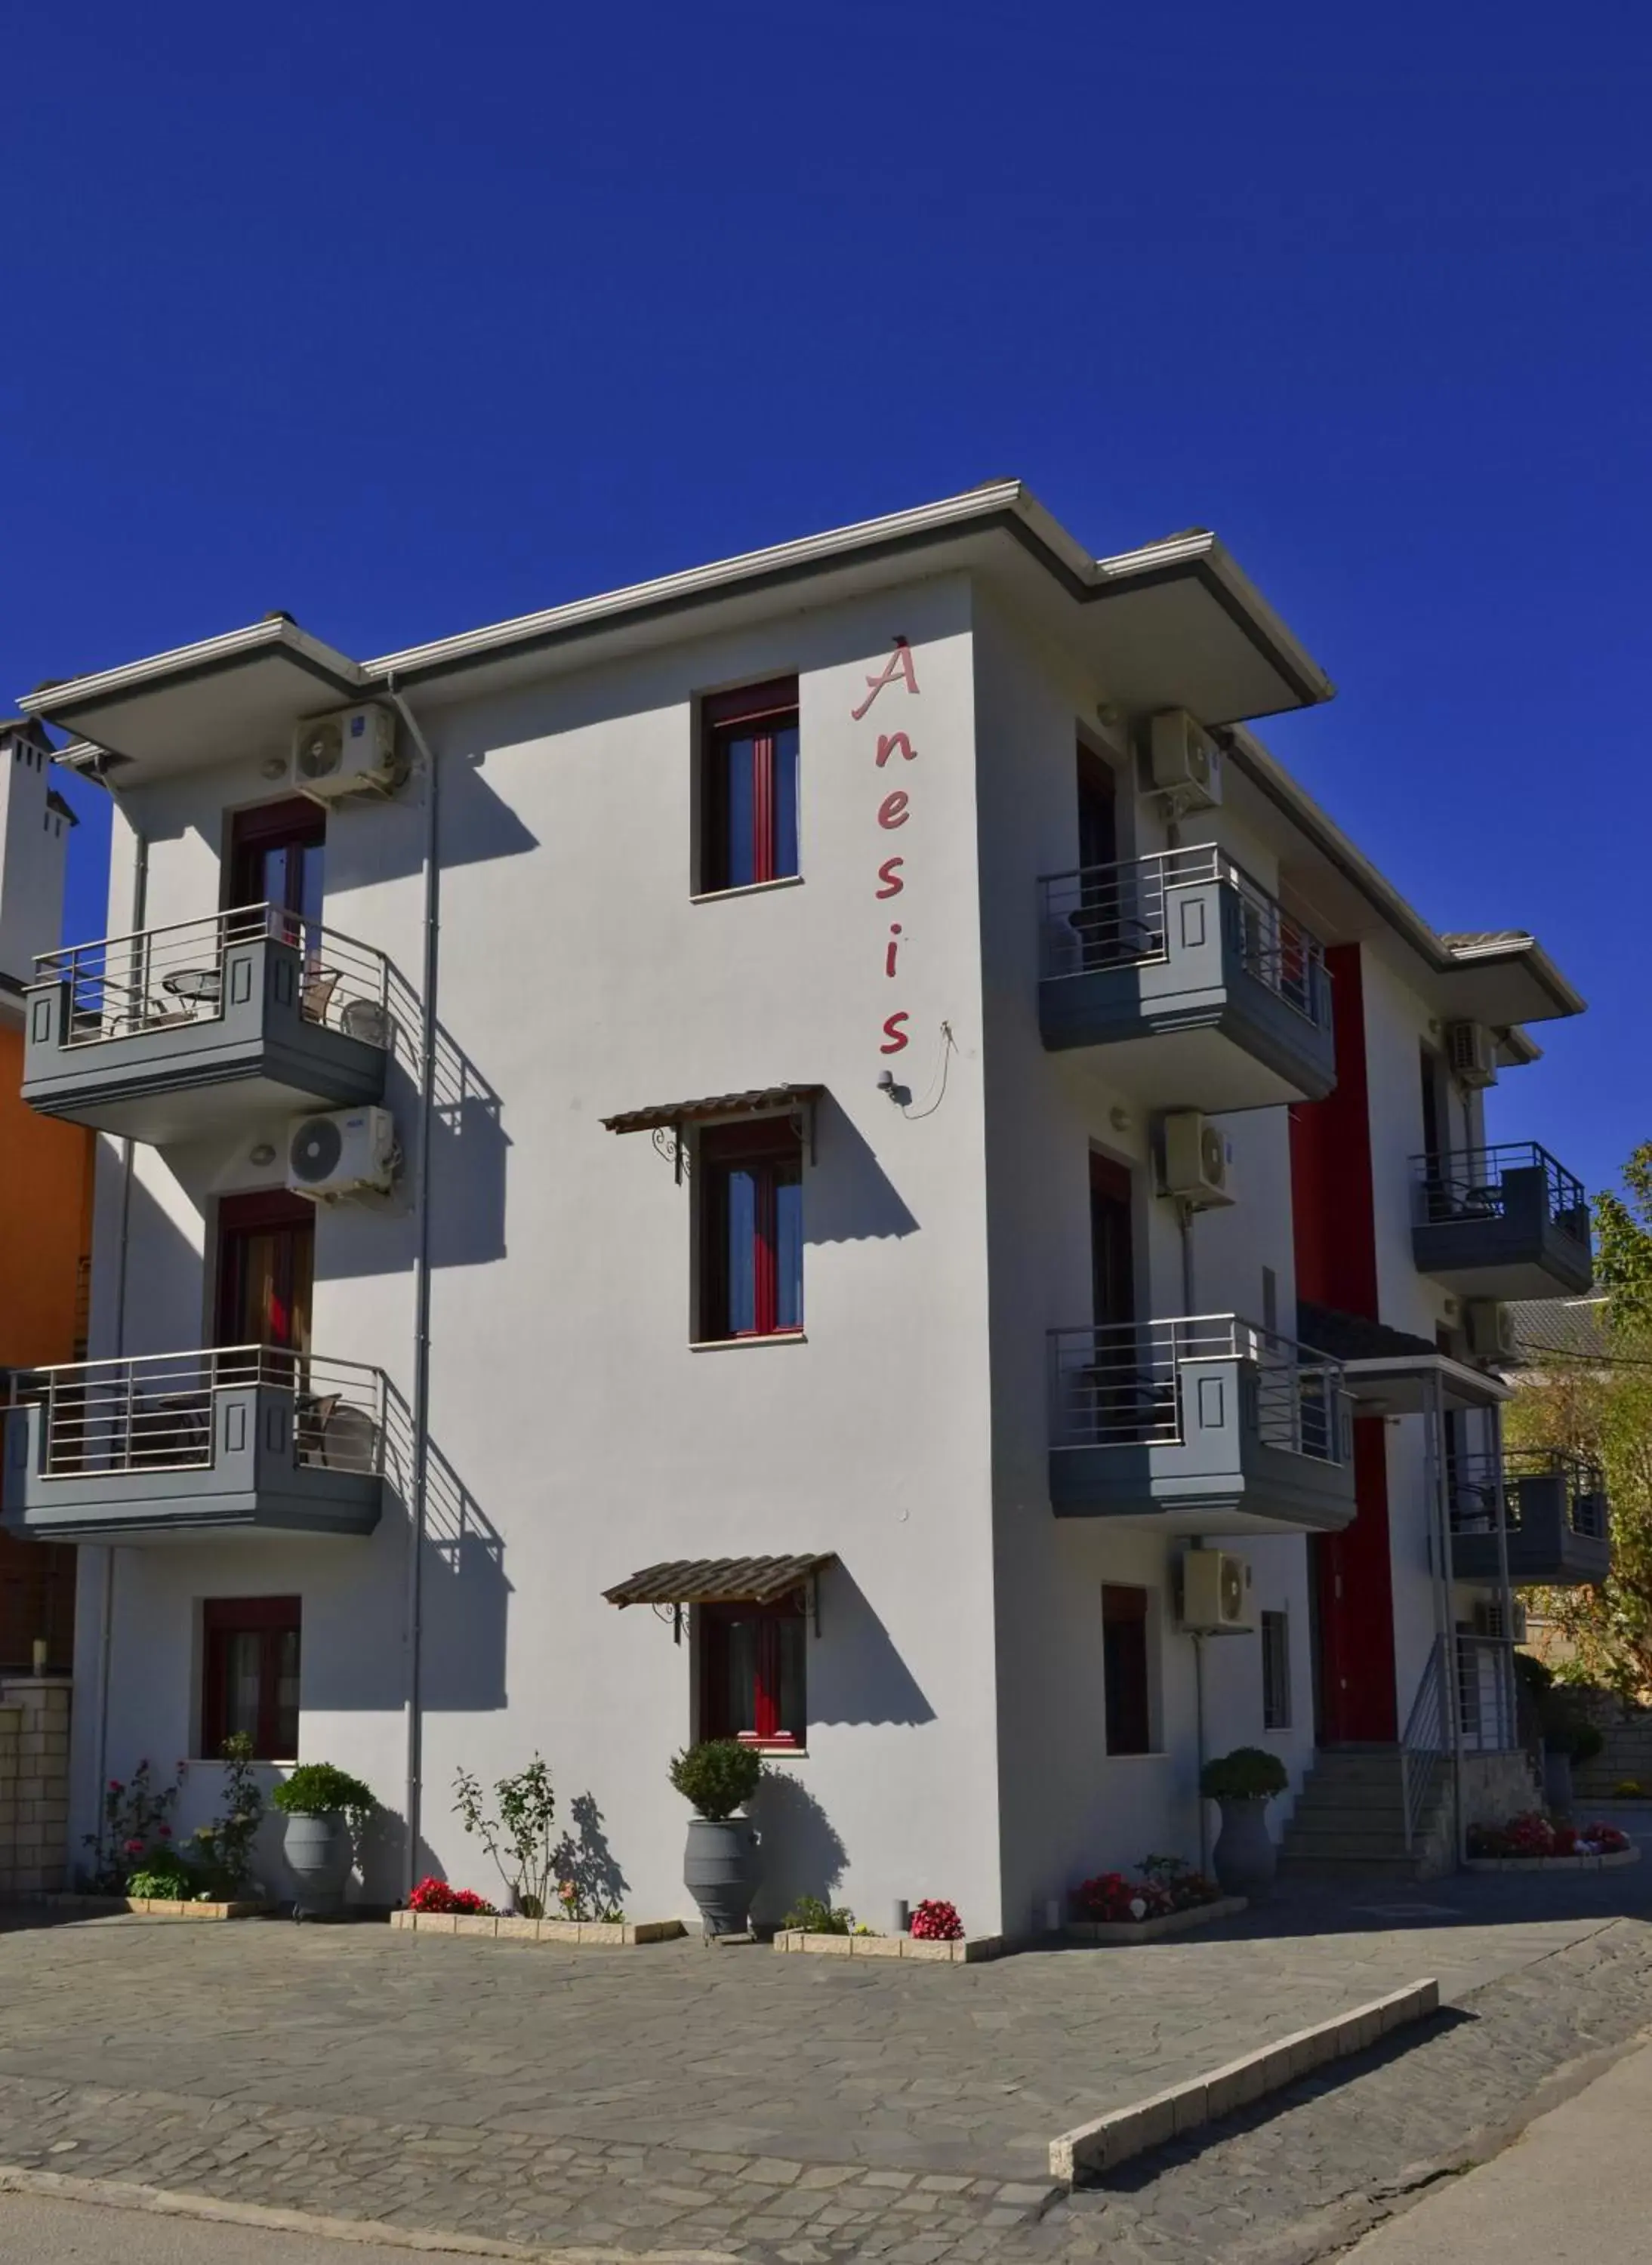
[669,1740,763,1936]
[1536,1683,1603,1817]
[271,1763,377,1918]
[1200,1746,1289,1900]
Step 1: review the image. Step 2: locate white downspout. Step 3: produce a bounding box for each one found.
[385,680,440,1902]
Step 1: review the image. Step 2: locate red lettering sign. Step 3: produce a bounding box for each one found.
[874,855,905,899]
[875,732,917,768]
[877,790,911,830]
[851,637,920,721]
[880,1012,911,1054]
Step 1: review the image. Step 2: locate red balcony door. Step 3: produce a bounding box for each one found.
[215,1191,315,1354]
[1090,1152,1136,1328]
[227,800,325,936]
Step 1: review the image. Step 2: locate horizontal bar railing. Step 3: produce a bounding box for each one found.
[1037,845,1328,1026]
[1411,1142,1589,1238]
[1456,1631,1518,1753]
[12,1346,387,1481]
[32,904,394,1052]
[1447,1446,1607,1537]
[1049,1314,1348,1462]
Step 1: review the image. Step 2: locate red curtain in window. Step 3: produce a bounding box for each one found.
[201,1596,301,1760]
[699,1597,806,1746]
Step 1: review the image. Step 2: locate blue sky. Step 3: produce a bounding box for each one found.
[5,2,1647,1199]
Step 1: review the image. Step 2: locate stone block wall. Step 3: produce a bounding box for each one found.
[1574,1696,1652,1800]
[0,1676,71,1893]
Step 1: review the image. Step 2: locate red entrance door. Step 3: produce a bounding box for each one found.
[1312,1419,1398,1743]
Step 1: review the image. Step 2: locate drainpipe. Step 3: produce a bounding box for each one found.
[1487,1398,1518,1755]
[93,803,147,1842]
[1426,1368,1466,1862]
[1191,1616,1210,1872]
[384,680,439,1901]
[1176,1200,1196,1314]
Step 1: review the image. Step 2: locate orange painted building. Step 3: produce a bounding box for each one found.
[0,720,92,1668]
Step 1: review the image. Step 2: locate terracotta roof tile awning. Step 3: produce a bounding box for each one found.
[601,1085,822,1136]
[604,1554,837,1607]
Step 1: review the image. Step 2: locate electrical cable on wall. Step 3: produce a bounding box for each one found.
[899,1019,957,1121]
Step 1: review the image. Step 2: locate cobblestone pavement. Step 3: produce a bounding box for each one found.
[0,1857,1647,2260]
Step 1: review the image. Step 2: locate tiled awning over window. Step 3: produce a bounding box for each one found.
[600,1085,822,1136]
[603,1554,836,1607]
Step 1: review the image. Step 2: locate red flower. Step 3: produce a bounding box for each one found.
[107,1780,122,1793]
[408,1876,497,1916]
[123,1838,145,1855]
[910,1897,964,1941]
[156,1825,172,1840]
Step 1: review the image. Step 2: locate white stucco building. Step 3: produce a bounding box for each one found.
[4,485,1600,1925]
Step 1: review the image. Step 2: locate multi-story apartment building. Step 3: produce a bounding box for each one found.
[0,720,91,1675]
[4,486,1599,1924]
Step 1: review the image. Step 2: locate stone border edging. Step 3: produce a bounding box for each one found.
[2,1892,270,1920]
[771,1928,1005,1963]
[389,1909,685,1946]
[1063,1894,1247,1946]
[1464,1845,1639,1873]
[1049,1975,1441,2183]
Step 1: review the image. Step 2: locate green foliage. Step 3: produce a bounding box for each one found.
[455,1757,558,1915]
[783,1894,855,1934]
[1200,1746,1289,1801]
[85,1758,187,1894]
[668,1740,763,1820]
[1512,1143,1652,1699]
[190,1733,266,1895]
[271,1764,378,1820]
[125,1849,205,1901]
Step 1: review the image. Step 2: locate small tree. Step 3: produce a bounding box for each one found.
[454,1757,557,1916]
[1512,1143,1652,1699]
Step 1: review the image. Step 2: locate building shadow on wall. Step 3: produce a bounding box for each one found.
[750,1772,848,1929]
[809,1566,935,1727]
[806,1096,918,1243]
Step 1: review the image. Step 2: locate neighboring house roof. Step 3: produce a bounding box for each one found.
[1507,1296,1612,1363]
[603,1554,837,1607]
[1296,1303,1440,1364]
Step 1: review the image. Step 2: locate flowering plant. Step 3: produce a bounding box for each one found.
[909,1898,963,1941]
[1468,1813,1632,1859]
[1074,1872,1148,1923]
[85,1758,186,1893]
[1074,1857,1222,1923]
[408,1876,496,1915]
[1582,1821,1630,1854]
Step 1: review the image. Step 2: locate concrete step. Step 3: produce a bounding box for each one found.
[1281,1831,1415,1860]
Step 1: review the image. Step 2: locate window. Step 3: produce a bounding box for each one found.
[1261,1610,1292,1730]
[698,677,800,893]
[202,1596,301,1760]
[216,1191,315,1354]
[227,798,325,933]
[698,1118,803,1340]
[1102,1584,1153,1755]
[698,1595,806,1747]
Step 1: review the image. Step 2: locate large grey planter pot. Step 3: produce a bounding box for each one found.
[683,1817,760,1936]
[1543,1751,1575,1817]
[282,1810,353,1918]
[1211,1797,1277,1900]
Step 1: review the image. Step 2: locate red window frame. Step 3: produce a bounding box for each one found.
[225,797,326,917]
[214,1191,316,1353]
[698,1118,803,1341]
[699,676,800,892]
[698,1594,807,1749]
[201,1595,301,1760]
[1102,1584,1152,1756]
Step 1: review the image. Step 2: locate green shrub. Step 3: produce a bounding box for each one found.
[123,1844,202,1900]
[784,1894,854,1935]
[1614,1778,1645,1798]
[1200,1747,1290,1801]
[668,1740,763,1820]
[454,1758,558,1915]
[271,1764,377,1820]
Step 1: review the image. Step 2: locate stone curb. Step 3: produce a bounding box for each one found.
[389,1909,686,1946]
[1048,1975,1441,2184]
[2,1893,271,1921]
[0,2163,737,2259]
[1463,1847,1639,1872]
[1063,1895,1248,1946]
[771,1928,1006,1964]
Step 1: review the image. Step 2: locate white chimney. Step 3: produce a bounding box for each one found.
[0,721,74,987]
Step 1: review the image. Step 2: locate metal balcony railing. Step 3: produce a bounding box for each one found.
[1413,1143,1589,1240]
[14,1346,387,1480]
[1037,846,1328,1026]
[33,905,395,1053]
[1456,1631,1518,1754]
[1449,1447,1607,1539]
[1049,1314,1348,1462]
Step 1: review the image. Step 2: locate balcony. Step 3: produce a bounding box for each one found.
[1412,1144,1592,1299]
[1048,1314,1355,1533]
[3,1348,390,1542]
[22,907,394,1145]
[1449,1448,1611,1587]
[1037,847,1335,1111]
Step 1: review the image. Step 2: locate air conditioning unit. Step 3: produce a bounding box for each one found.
[1474,1598,1528,1644]
[1465,1299,1517,1362]
[1149,709,1223,809]
[1445,1019,1498,1089]
[1179,1550,1255,1634]
[287,1106,397,1201]
[1161,1110,1236,1208]
[289,704,403,802]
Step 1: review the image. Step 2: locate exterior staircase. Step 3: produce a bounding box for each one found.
[1278,1746,1453,1880]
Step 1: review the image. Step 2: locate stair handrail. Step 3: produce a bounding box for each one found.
[1400,1635,1450,1854]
